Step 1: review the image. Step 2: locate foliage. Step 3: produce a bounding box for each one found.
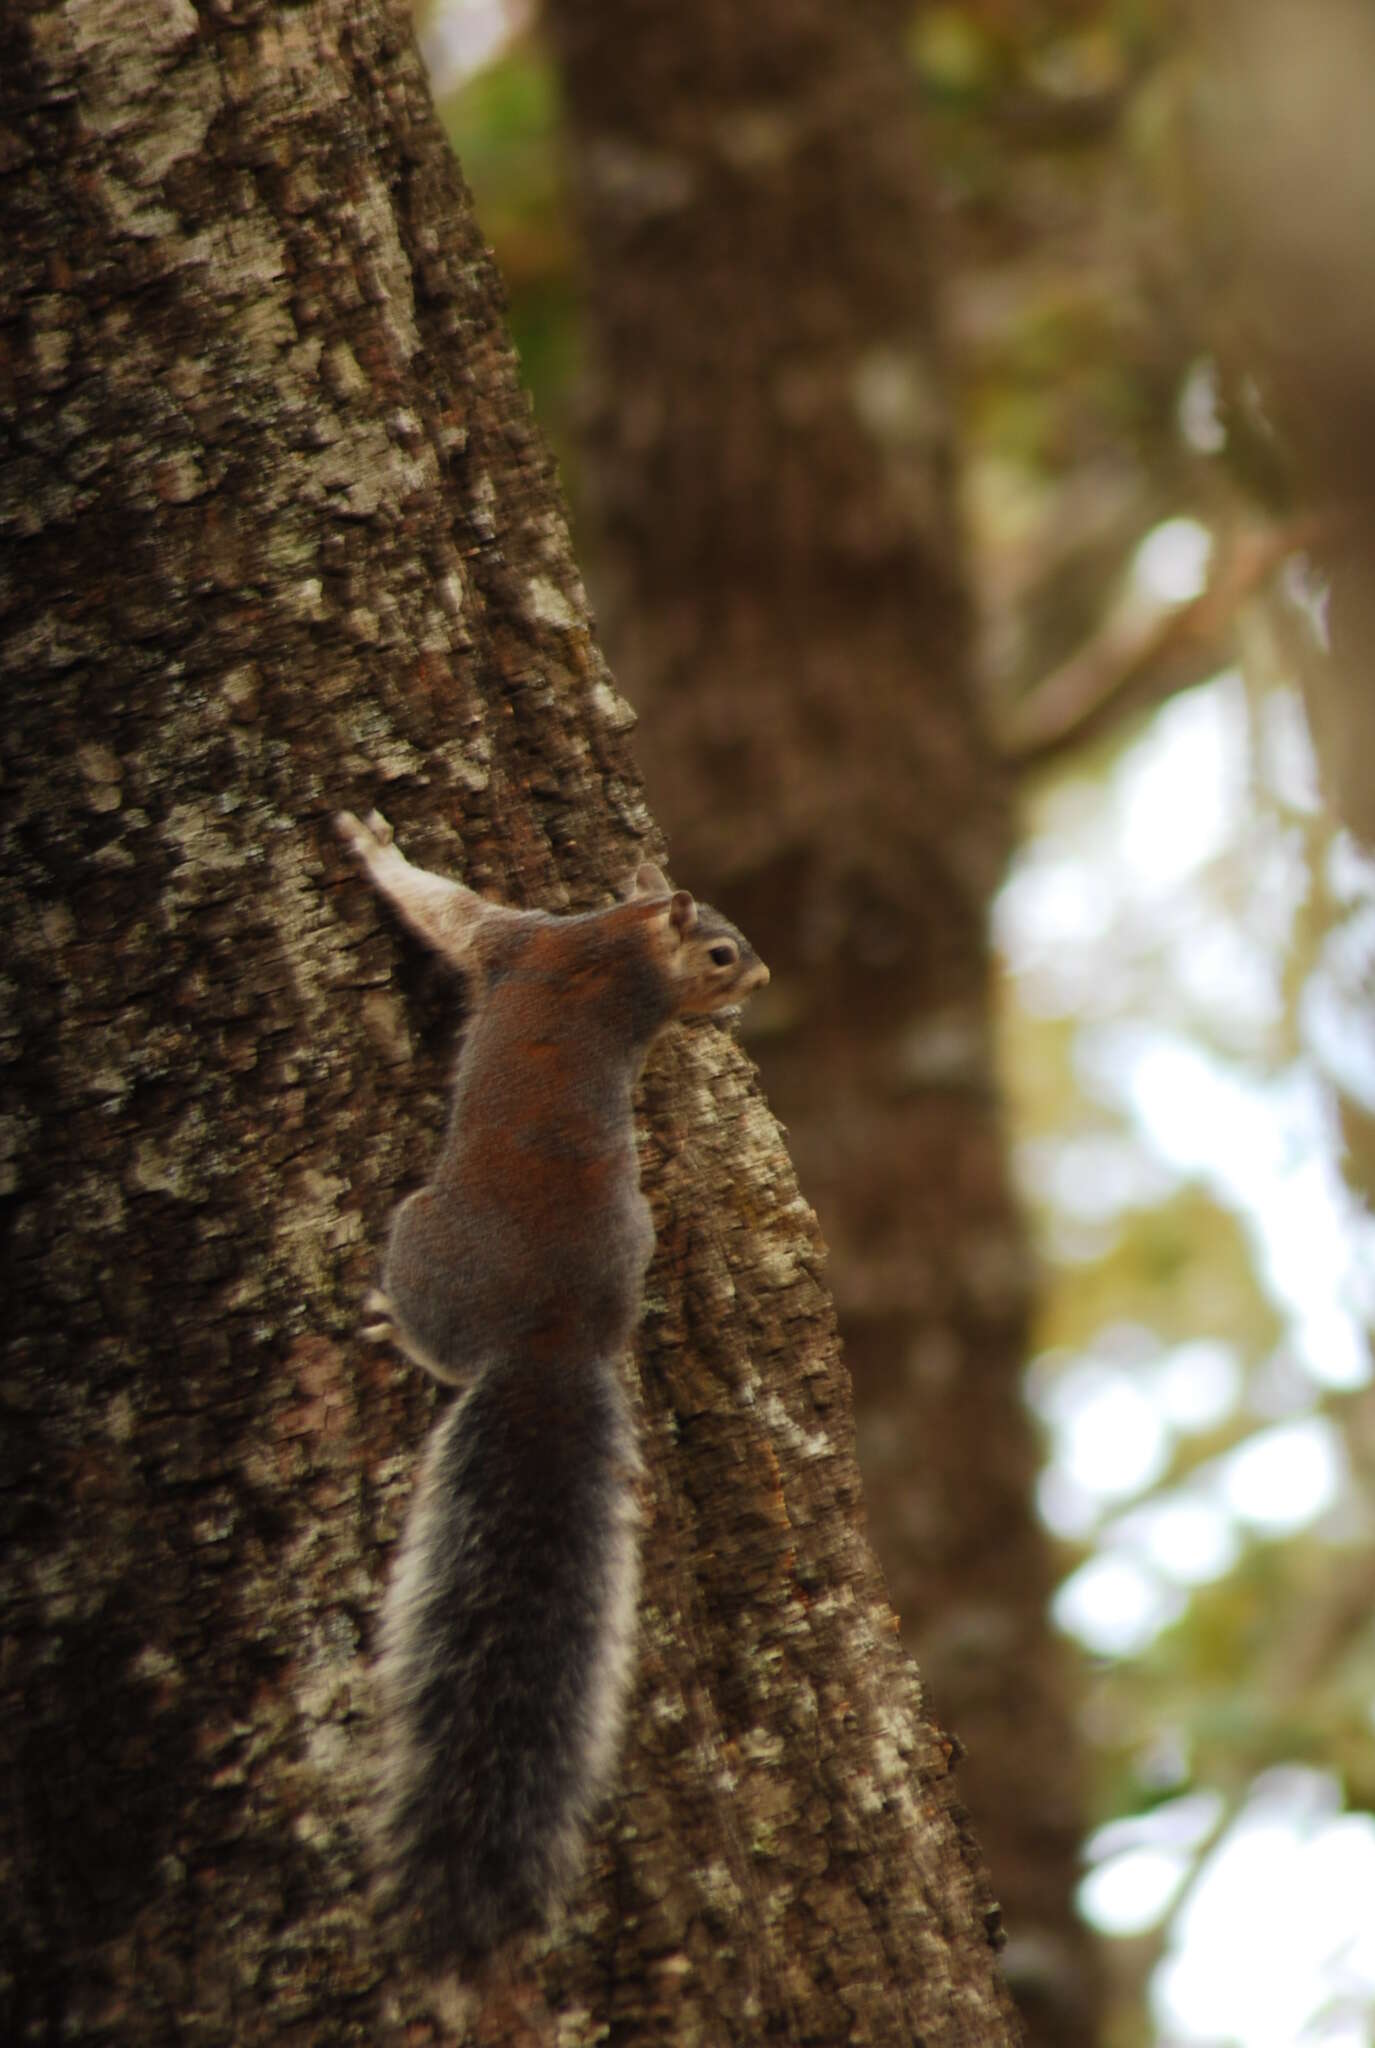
[440,36,583,476]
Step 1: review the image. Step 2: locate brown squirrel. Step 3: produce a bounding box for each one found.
[336,809,768,1971]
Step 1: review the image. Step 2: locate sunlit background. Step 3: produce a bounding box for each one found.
[419,4,1375,2041]
[997,572,1375,2043]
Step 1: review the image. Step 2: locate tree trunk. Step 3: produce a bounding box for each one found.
[542,5,1096,2042]
[0,2,1016,2042]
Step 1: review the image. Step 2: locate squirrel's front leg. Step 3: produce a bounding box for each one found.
[336,809,488,969]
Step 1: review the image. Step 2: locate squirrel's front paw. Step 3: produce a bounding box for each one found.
[336,808,395,863]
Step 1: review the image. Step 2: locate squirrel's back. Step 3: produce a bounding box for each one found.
[380,884,765,1387]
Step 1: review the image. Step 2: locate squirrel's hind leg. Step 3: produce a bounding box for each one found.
[361,1288,399,1345]
[361,1287,469,1385]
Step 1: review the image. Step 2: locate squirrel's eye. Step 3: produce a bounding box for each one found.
[708,943,738,969]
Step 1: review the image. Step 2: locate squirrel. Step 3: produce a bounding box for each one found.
[336,808,768,1971]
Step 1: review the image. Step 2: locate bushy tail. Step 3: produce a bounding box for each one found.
[373,1352,642,1970]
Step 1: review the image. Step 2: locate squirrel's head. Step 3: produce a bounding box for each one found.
[626,863,770,1018]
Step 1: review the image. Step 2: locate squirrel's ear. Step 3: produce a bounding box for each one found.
[627,862,671,900]
[669,889,698,937]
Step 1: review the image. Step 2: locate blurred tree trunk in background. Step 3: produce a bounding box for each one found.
[0,0,1022,2040]
[543,3,1099,2041]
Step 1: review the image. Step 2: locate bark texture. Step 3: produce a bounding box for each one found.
[0,1,1016,2041]
[542,4,1097,2042]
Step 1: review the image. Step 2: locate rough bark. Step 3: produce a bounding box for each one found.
[0,2,1016,2042]
[541,4,1096,2042]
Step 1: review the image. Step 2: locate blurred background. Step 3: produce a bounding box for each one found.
[414,4,1375,2043]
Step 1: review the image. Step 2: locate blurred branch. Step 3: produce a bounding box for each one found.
[994,513,1324,763]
